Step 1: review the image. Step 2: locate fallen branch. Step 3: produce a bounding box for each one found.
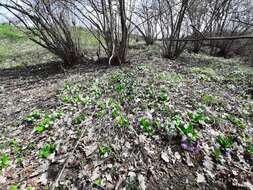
[158,35,253,42]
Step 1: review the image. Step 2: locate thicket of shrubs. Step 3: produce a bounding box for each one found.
[0,0,252,66]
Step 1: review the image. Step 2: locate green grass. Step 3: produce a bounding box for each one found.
[0,25,100,68]
[0,24,27,41]
[79,29,99,48]
[0,24,38,67]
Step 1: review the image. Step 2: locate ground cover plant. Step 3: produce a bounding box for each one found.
[0,0,253,188]
[0,43,252,189]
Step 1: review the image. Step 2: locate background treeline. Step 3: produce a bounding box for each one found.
[0,0,252,66]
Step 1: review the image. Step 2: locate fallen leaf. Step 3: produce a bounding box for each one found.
[243,181,253,190]
[0,175,7,184]
[138,174,146,190]
[185,152,194,167]
[139,135,146,143]
[175,152,181,160]
[128,171,136,182]
[161,152,170,163]
[91,167,100,181]
[38,173,48,185]
[196,172,206,183]
[84,143,98,157]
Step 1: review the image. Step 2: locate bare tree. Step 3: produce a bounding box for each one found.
[69,0,134,65]
[158,0,190,59]
[0,0,86,67]
[131,0,159,45]
[187,0,253,57]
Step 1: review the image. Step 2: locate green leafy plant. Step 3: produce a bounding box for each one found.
[116,83,125,93]
[25,110,41,124]
[188,111,207,124]
[245,146,253,156]
[39,144,56,159]
[95,110,106,118]
[81,96,94,106]
[97,101,106,110]
[35,114,53,133]
[173,116,198,141]
[0,153,9,171]
[91,81,102,98]
[9,139,18,146]
[227,115,246,129]
[52,111,63,119]
[9,186,19,190]
[8,186,32,190]
[111,104,121,119]
[99,145,112,158]
[213,147,222,158]
[158,91,169,102]
[62,95,72,104]
[178,123,198,141]
[201,94,218,106]
[72,114,86,125]
[217,135,233,149]
[140,117,154,134]
[93,178,104,187]
[116,115,129,128]
[112,109,120,119]
[9,140,22,160]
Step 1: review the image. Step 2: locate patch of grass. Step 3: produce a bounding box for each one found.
[0,24,26,41]
[79,28,99,48]
[0,45,10,63]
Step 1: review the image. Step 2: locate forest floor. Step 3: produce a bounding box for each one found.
[0,46,252,190]
[0,25,253,190]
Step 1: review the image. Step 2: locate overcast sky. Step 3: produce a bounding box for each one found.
[0,2,10,23]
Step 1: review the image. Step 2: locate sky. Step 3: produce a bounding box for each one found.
[0,0,22,23]
[0,1,11,23]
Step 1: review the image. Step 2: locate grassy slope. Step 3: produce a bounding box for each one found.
[0,25,98,69]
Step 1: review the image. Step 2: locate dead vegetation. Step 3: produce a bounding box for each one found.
[0,49,253,189]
